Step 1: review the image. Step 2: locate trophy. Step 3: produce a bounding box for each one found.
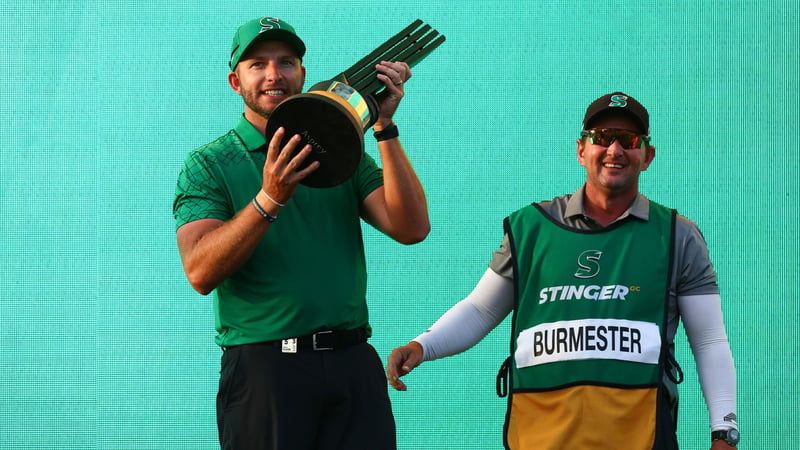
[264,20,445,188]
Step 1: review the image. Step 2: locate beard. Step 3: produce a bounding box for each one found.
[240,84,275,120]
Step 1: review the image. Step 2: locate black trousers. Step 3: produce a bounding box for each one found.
[217,341,396,450]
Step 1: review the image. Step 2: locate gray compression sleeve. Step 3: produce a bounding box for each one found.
[678,294,738,431]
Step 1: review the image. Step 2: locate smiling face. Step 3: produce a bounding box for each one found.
[577,112,655,199]
[228,39,306,131]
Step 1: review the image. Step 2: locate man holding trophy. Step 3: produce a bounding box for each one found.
[174,16,440,449]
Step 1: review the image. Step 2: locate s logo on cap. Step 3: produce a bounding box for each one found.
[609,94,628,108]
[259,17,282,32]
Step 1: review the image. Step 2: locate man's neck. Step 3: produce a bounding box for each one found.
[582,185,638,227]
[243,109,268,135]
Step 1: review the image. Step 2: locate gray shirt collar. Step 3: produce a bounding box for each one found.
[564,185,650,224]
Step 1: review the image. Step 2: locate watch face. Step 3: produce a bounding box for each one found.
[727,429,740,445]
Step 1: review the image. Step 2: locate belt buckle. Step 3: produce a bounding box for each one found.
[312,330,334,351]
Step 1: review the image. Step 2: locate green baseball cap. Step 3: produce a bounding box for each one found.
[229,17,306,69]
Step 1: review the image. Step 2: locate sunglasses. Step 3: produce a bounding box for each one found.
[580,128,650,149]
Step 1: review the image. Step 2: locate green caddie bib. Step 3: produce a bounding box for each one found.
[501,201,677,450]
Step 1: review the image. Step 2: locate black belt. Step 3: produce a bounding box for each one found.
[270,328,368,352]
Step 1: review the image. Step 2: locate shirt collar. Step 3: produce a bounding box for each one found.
[564,185,650,223]
[234,115,267,152]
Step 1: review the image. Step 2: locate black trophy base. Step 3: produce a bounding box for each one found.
[264,93,364,188]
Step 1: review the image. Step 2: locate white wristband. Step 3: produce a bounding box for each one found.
[262,190,286,208]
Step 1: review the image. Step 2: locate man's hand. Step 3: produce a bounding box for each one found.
[262,126,319,203]
[373,61,411,127]
[711,440,736,450]
[386,341,424,391]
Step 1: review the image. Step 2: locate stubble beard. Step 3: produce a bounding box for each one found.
[241,85,273,120]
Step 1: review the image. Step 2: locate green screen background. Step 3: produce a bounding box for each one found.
[1,1,797,448]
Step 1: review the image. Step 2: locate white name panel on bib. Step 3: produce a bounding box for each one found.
[515,318,661,368]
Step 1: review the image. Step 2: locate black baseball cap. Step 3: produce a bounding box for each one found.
[583,92,649,134]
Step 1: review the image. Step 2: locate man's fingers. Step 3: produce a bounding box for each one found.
[387,347,420,391]
[266,127,286,163]
[390,377,407,391]
[276,134,303,166]
[268,131,318,181]
[377,61,410,82]
[388,361,409,391]
[267,128,305,168]
[293,153,320,179]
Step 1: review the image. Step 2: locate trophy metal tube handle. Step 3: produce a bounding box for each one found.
[335,20,445,97]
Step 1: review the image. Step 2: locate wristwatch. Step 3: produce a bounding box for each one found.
[711,429,739,446]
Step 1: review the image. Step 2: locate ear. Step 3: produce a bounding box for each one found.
[641,145,656,171]
[577,138,587,167]
[228,70,242,95]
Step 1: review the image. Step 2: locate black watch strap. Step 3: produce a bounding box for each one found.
[373,123,399,141]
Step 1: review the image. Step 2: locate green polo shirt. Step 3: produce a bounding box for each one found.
[174,116,383,346]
